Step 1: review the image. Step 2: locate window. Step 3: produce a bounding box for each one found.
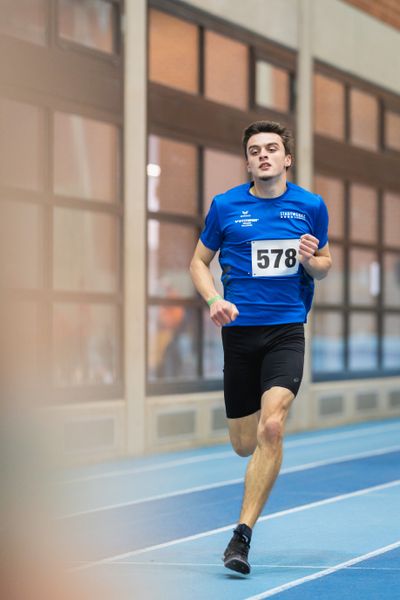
[1,1,123,404]
[349,313,378,371]
[147,135,198,216]
[54,112,120,202]
[148,219,197,299]
[203,148,246,214]
[148,305,199,382]
[314,244,344,305]
[349,183,377,243]
[314,175,344,240]
[383,315,400,369]
[58,0,117,54]
[204,30,248,110]
[312,312,345,374]
[0,98,44,191]
[0,0,47,45]
[0,201,43,289]
[149,9,199,93]
[149,9,253,109]
[53,302,119,386]
[313,64,400,381]
[349,88,379,151]
[384,110,400,152]
[383,253,400,308]
[52,110,122,396]
[314,74,345,140]
[314,72,385,154]
[147,135,248,392]
[147,4,296,393]
[384,192,400,248]
[53,208,119,293]
[312,175,398,380]
[255,61,291,112]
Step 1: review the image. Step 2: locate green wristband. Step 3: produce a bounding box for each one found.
[207,294,222,307]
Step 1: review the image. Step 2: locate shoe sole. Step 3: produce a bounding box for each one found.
[224,556,251,575]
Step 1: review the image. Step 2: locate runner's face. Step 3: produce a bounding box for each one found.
[246,132,291,181]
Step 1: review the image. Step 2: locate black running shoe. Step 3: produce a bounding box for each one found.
[223,528,251,574]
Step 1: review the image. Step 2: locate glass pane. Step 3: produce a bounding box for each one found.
[148,305,198,381]
[59,0,115,54]
[0,201,42,289]
[312,312,345,374]
[1,300,40,387]
[147,136,198,216]
[314,244,344,305]
[53,303,118,386]
[384,192,400,248]
[314,74,345,140]
[385,110,400,152]
[383,315,400,370]
[54,112,119,202]
[350,249,379,306]
[349,312,378,371]
[314,175,344,239]
[203,309,223,379]
[0,98,43,190]
[383,252,400,308]
[149,9,198,94]
[350,183,377,243]
[255,61,290,112]
[203,148,247,214]
[350,89,379,151]
[54,208,119,293]
[205,30,248,110]
[0,0,46,45]
[148,220,197,298]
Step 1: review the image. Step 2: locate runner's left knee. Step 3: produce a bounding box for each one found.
[257,416,283,447]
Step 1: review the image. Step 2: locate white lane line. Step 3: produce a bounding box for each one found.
[244,540,400,599]
[69,478,400,572]
[58,444,400,519]
[89,561,400,572]
[59,421,400,484]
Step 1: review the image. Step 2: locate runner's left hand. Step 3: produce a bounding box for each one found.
[299,234,319,262]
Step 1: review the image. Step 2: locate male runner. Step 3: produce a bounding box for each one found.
[190,121,331,574]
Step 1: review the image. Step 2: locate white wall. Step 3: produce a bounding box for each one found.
[184,0,298,49]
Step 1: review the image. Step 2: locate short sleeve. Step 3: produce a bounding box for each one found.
[314,197,329,249]
[200,199,223,251]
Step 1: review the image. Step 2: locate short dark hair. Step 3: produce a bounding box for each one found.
[242,120,294,165]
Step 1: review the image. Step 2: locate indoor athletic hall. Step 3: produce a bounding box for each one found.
[1,1,399,598]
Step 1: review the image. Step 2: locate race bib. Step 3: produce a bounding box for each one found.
[251,239,300,277]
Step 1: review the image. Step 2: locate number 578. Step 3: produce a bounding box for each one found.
[257,248,297,269]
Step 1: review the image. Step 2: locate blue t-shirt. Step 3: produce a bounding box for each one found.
[200,181,329,326]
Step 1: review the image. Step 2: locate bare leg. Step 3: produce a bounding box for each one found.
[238,386,294,528]
[227,410,259,458]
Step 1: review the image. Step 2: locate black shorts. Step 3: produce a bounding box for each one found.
[221,323,305,419]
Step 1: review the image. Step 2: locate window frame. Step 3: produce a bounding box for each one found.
[55,0,123,62]
[146,0,297,395]
[0,0,124,403]
[313,62,400,382]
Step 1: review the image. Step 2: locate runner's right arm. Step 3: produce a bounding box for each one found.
[190,240,239,327]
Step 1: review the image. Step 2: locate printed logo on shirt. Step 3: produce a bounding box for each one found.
[280,211,306,221]
[235,210,259,228]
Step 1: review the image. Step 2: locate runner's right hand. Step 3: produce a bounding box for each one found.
[210,300,239,327]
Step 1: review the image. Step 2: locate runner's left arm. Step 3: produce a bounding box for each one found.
[298,234,332,280]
